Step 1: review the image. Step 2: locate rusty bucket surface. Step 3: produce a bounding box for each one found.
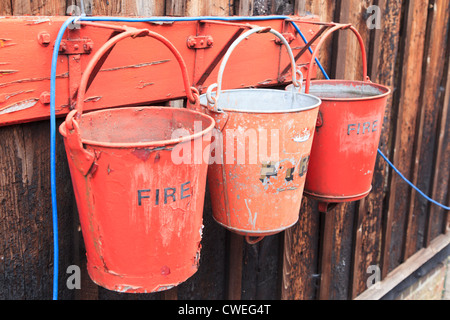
[287,24,390,203]
[200,27,321,243]
[60,28,214,293]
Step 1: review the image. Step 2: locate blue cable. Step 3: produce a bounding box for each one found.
[377,149,450,210]
[49,13,449,300]
[50,16,77,301]
[289,22,330,80]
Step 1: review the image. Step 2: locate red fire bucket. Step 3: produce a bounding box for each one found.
[287,24,390,203]
[200,27,321,243]
[60,28,214,293]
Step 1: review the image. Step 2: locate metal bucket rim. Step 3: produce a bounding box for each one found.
[59,106,215,149]
[289,79,391,102]
[199,88,321,114]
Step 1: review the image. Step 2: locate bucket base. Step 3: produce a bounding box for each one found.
[86,262,198,294]
[212,216,298,238]
[304,186,372,203]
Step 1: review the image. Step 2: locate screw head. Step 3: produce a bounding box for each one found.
[83,40,94,53]
[37,31,51,46]
[39,91,51,104]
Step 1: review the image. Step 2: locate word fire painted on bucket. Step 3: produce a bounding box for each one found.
[137,181,191,206]
[259,155,310,184]
[347,119,379,135]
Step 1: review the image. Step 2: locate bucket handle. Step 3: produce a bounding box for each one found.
[71,27,199,118]
[305,23,368,94]
[63,27,200,175]
[205,26,302,112]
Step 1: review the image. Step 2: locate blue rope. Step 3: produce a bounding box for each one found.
[289,21,330,80]
[377,149,450,210]
[50,16,78,301]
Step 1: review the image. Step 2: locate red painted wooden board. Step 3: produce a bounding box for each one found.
[0,16,320,127]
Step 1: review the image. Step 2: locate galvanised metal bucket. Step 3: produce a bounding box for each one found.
[60,28,214,293]
[287,24,390,203]
[200,27,321,243]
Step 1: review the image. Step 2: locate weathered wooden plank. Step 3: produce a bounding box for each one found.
[294,0,306,16]
[428,32,450,236]
[201,0,232,16]
[331,0,350,79]
[317,0,374,300]
[12,0,66,16]
[89,0,165,16]
[182,0,233,301]
[367,0,385,80]
[303,0,336,79]
[281,198,321,300]
[241,235,281,300]
[226,233,244,300]
[238,0,254,16]
[355,232,450,300]
[178,186,228,300]
[0,0,75,301]
[165,0,186,16]
[350,198,366,299]
[407,0,450,256]
[280,0,336,302]
[0,119,75,299]
[317,210,333,300]
[0,0,12,15]
[351,0,404,298]
[316,202,356,300]
[383,0,429,277]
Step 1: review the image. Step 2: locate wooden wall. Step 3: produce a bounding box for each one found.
[0,0,449,300]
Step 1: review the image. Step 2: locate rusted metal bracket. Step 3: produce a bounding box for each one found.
[186,35,214,49]
[61,29,94,107]
[194,27,246,90]
[59,37,94,54]
[274,32,295,44]
[279,25,329,78]
[318,201,338,213]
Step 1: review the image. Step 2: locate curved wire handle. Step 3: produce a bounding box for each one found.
[205,26,301,112]
[305,23,368,93]
[67,26,199,127]
[62,26,201,175]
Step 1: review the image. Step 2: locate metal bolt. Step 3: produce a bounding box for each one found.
[40,91,51,105]
[83,40,94,53]
[59,41,67,52]
[37,31,51,46]
[74,44,79,50]
[187,36,196,48]
[206,36,213,47]
[161,265,170,275]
